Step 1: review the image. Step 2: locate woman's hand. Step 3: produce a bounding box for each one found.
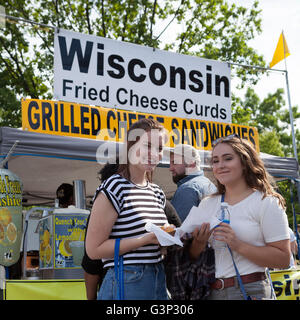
[192,223,211,245]
[142,232,159,245]
[189,223,211,259]
[213,223,241,250]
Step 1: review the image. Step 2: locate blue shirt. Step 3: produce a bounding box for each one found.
[171,170,217,222]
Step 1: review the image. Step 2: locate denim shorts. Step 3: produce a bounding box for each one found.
[98,262,169,300]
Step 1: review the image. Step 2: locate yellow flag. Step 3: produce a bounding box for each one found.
[269,32,290,68]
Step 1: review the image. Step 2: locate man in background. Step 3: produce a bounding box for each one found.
[56,183,74,208]
[169,144,216,222]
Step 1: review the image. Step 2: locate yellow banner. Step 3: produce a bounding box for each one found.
[22,99,259,151]
[270,268,300,300]
[4,279,86,300]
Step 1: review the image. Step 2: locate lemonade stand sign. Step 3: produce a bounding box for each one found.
[0,168,23,266]
[38,207,89,272]
[39,208,88,269]
[53,211,87,269]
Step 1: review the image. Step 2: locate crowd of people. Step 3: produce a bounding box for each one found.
[58,118,296,300]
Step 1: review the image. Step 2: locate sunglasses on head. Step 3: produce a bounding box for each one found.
[212,133,241,147]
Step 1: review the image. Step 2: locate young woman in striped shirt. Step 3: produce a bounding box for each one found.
[86,118,169,300]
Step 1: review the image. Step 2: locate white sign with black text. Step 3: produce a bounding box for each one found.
[54,29,231,122]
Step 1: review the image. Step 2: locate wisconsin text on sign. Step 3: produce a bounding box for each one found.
[58,36,230,96]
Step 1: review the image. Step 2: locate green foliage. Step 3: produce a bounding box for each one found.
[170,0,265,84]
[259,131,284,157]
[233,87,300,160]
[277,180,300,228]
[0,74,21,127]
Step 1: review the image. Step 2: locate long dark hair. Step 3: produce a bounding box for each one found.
[118,118,165,182]
[212,136,286,208]
[98,158,119,182]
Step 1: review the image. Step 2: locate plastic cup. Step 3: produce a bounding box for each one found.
[69,241,84,266]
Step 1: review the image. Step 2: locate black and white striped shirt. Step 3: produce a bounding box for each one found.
[93,174,168,268]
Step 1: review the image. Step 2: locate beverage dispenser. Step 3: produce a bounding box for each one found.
[0,142,23,267]
[38,206,89,279]
[38,180,90,279]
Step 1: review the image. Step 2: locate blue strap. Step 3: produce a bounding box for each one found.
[221,194,250,300]
[220,194,225,220]
[221,193,276,300]
[290,184,300,259]
[114,238,124,300]
[227,246,250,300]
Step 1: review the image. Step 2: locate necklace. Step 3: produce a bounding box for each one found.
[225,188,255,205]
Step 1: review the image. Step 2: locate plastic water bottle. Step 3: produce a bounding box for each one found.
[212,202,230,249]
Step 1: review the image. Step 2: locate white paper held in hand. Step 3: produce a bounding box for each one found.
[177,206,220,237]
[145,222,183,247]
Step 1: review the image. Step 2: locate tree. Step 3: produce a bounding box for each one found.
[0,0,265,127]
[259,131,284,157]
[232,87,300,160]
[0,73,21,127]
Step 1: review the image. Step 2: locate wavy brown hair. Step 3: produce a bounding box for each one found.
[118,118,165,182]
[211,136,286,209]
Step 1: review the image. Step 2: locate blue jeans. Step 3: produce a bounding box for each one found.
[98,262,169,300]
